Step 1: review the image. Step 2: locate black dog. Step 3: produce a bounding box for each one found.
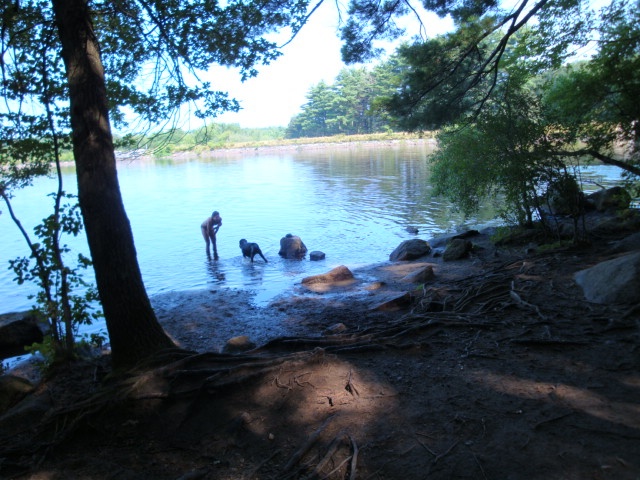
[239,239,268,263]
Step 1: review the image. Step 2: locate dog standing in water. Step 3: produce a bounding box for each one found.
[239,239,268,263]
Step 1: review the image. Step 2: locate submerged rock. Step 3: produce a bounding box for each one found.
[309,251,326,261]
[278,234,308,259]
[301,265,355,285]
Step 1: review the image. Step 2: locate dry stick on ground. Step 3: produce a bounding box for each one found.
[244,449,281,479]
[349,434,359,480]
[433,440,460,464]
[415,437,460,465]
[509,281,547,319]
[321,455,353,480]
[345,369,359,396]
[467,444,489,480]
[283,414,338,474]
[309,432,359,480]
[309,434,343,478]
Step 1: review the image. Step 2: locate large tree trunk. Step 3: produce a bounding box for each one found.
[51,0,176,368]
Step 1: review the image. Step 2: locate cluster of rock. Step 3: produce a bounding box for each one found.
[546,184,633,216]
[277,233,325,261]
[389,230,478,263]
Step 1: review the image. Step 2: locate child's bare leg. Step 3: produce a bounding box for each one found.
[202,227,211,254]
[211,234,219,260]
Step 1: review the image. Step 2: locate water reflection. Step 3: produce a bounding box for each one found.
[205,256,226,284]
[239,260,267,284]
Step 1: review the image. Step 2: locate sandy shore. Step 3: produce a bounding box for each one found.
[116,137,437,163]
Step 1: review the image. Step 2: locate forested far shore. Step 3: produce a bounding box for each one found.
[115,130,437,159]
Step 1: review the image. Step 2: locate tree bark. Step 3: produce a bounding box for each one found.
[51,0,176,368]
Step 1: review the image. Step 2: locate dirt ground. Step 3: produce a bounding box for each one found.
[1,214,639,480]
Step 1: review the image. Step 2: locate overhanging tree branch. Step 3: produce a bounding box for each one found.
[556,149,640,177]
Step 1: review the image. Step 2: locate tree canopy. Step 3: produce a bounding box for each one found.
[366,0,639,225]
[285,57,406,138]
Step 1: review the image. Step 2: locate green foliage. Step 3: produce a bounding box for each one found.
[24,335,58,369]
[8,193,102,365]
[542,0,640,178]
[430,79,564,227]
[1,0,319,160]
[121,123,287,156]
[388,0,590,131]
[378,0,639,230]
[285,58,405,138]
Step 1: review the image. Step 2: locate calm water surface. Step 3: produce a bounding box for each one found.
[0,143,623,327]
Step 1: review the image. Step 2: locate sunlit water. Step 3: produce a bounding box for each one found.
[0,142,624,340]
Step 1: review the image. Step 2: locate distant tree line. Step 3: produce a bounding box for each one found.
[120,123,286,156]
[285,57,406,138]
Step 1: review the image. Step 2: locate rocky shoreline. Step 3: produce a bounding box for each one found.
[4,205,639,367]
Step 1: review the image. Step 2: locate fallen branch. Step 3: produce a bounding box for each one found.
[434,440,459,464]
[283,414,337,473]
[510,281,547,320]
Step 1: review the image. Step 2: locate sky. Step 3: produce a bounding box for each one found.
[203,2,455,129]
[191,0,610,130]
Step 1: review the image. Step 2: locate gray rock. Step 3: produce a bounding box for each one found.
[389,239,431,261]
[585,186,631,212]
[0,387,52,435]
[401,265,436,283]
[443,238,472,261]
[309,251,326,261]
[610,231,640,254]
[278,234,308,259]
[429,230,479,249]
[372,292,413,311]
[0,375,34,414]
[574,251,640,304]
[0,313,46,360]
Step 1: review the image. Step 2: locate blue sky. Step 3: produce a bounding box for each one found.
[198,0,609,130]
[206,3,454,129]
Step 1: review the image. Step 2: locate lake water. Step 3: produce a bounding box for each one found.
[0,141,623,330]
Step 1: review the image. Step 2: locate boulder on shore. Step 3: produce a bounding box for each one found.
[574,251,640,304]
[443,238,473,261]
[585,186,631,212]
[0,375,35,414]
[0,313,46,360]
[401,265,436,283]
[389,239,431,261]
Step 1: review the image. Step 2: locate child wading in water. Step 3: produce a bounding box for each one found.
[201,210,222,259]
